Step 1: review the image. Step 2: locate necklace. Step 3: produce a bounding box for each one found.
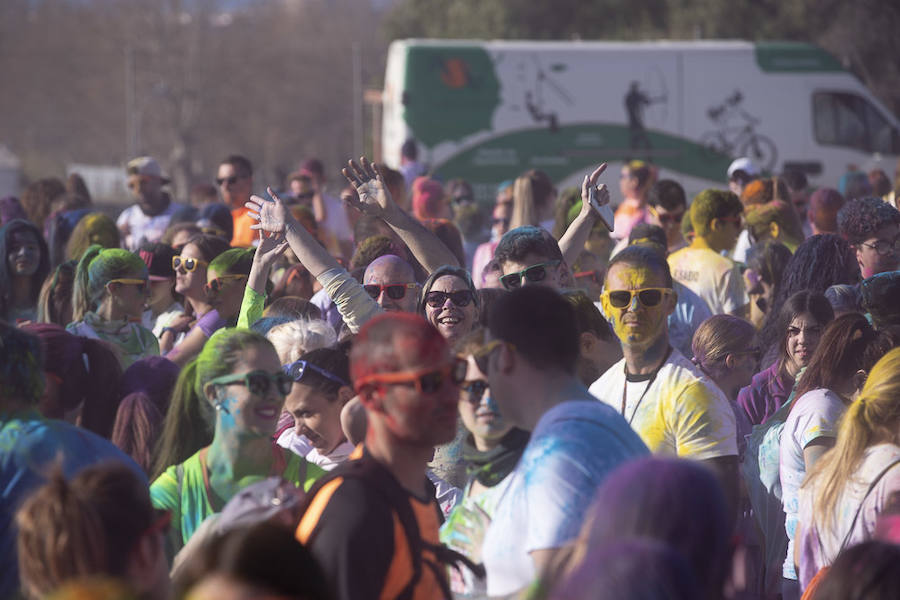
[620,346,672,425]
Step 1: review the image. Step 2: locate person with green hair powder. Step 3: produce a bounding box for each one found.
[150,327,325,555]
[67,244,158,368]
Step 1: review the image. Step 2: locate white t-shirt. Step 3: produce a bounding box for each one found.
[481,399,648,596]
[797,443,900,589]
[668,246,748,315]
[589,349,738,460]
[779,387,846,579]
[116,201,183,251]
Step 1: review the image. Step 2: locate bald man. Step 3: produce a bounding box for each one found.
[362,254,420,313]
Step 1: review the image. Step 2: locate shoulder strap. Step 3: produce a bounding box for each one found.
[837,458,900,553]
[176,462,185,503]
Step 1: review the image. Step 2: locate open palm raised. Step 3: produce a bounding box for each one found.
[341,156,396,217]
[246,187,291,234]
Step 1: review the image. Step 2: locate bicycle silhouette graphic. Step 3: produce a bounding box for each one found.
[700,91,777,171]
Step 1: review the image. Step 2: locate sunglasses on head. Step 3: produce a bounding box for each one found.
[462,380,489,404]
[500,260,560,290]
[363,283,419,300]
[424,289,474,308]
[206,274,247,293]
[216,175,244,187]
[107,278,148,293]
[283,359,350,387]
[208,369,294,397]
[603,287,671,309]
[355,358,467,395]
[172,255,208,272]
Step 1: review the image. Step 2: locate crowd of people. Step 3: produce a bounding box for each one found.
[1,144,900,600]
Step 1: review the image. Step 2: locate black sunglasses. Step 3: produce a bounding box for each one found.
[605,288,669,309]
[462,380,489,404]
[216,175,244,186]
[500,260,560,290]
[208,370,294,397]
[424,290,474,308]
[363,283,418,300]
[283,359,350,387]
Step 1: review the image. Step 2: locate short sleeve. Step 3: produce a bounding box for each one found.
[669,381,738,460]
[720,263,748,314]
[150,466,180,516]
[793,395,843,449]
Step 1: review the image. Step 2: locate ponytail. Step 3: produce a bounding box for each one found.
[151,359,213,479]
[112,392,164,474]
[805,347,900,533]
[72,244,103,321]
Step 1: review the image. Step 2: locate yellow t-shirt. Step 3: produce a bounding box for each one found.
[589,350,738,460]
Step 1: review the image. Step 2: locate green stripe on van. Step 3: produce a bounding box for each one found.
[433,124,731,193]
[754,42,844,73]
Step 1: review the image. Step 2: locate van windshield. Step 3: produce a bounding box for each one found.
[814,92,900,154]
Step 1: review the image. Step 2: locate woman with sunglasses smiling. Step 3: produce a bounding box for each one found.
[165,247,257,367]
[68,244,158,368]
[441,329,529,597]
[151,328,325,554]
[419,265,480,347]
[277,344,356,470]
[161,234,230,354]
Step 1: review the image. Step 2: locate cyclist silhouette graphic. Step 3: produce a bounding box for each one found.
[701,90,777,171]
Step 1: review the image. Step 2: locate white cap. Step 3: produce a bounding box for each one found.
[126,156,169,182]
[727,157,760,179]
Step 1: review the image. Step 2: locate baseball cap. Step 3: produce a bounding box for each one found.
[727,157,760,180]
[138,242,177,281]
[126,156,170,183]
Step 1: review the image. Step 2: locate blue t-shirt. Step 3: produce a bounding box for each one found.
[0,409,146,597]
[481,399,649,596]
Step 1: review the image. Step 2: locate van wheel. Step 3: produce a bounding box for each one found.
[739,135,777,171]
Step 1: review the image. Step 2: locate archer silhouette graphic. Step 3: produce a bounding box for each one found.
[625,81,666,151]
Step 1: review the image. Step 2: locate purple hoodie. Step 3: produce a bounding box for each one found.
[737,361,795,426]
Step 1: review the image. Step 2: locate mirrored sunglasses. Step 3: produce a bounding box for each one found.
[172,255,209,272]
[424,290,474,308]
[499,260,560,290]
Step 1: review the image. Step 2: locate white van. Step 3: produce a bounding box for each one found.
[381,39,900,199]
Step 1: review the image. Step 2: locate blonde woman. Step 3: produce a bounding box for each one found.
[795,347,900,591]
[509,169,556,231]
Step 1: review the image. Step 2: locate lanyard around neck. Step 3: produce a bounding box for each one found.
[620,346,672,425]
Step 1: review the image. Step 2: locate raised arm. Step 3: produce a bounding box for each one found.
[246,189,340,279]
[342,157,459,272]
[557,163,609,267]
[246,189,381,333]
